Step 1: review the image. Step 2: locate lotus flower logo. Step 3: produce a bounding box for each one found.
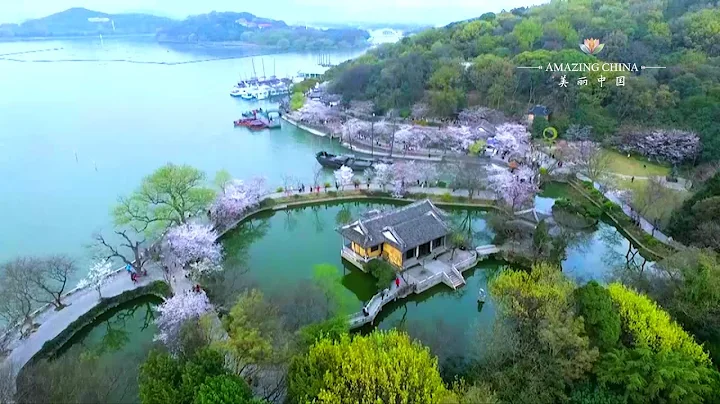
[580,38,604,55]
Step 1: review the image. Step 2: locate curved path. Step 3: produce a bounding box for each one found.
[2,264,163,377]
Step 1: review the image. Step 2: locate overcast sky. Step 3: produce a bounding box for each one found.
[1,0,549,26]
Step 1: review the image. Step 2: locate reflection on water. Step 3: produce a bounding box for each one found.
[219,199,652,364]
[53,296,162,403]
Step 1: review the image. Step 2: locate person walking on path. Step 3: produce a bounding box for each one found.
[395,277,400,288]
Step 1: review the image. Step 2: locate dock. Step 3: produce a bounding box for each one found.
[345,245,497,329]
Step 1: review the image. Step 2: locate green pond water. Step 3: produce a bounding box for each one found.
[51,188,649,395]
[46,296,162,403]
[217,195,644,362]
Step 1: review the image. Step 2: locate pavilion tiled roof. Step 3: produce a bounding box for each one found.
[338,199,450,252]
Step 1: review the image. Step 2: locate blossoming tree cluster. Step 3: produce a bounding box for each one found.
[334,165,354,189]
[612,129,701,164]
[364,161,438,197]
[163,223,222,279]
[488,123,531,160]
[154,290,212,354]
[209,177,265,227]
[77,259,115,299]
[295,100,343,133]
[487,165,539,213]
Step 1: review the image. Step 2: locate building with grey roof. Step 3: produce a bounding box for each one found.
[338,199,451,270]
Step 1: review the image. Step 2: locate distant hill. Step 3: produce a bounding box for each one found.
[156,11,370,51]
[0,8,370,51]
[0,8,174,38]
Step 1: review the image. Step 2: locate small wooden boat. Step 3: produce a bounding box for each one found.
[316,151,392,171]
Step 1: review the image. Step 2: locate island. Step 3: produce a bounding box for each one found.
[0,8,371,51]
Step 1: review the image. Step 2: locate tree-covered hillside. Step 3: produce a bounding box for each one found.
[327,0,720,160]
[156,12,370,50]
[0,8,173,37]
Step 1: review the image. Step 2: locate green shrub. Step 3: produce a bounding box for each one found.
[365,190,392,198]
[365,259,397,291]
[324,182,331,189]
[436,181,447,188]
[602,201,619,212]
[293,194,301,199]
[327,191,338,197]
[440,192,453,203]
[276,187,284,193]
[258,198,276,208]
[553,198,601,220]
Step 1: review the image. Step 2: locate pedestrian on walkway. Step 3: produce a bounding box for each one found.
[395,277,400,288]
[631,176,635,183]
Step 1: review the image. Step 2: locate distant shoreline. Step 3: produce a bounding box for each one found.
[0,33,156,42]
[0,35,371,53]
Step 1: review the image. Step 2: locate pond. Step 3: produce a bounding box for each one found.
[218,196,645,363]
[33,296,162,403]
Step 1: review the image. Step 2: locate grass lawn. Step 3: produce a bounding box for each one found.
[604,149,670,177]
[613,178,688,229]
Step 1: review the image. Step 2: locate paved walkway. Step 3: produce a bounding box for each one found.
[268,183,496,201]
[576,174,671,244]
[2,265,163,376]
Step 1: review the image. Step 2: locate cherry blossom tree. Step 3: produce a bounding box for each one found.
[416,163,439,185]
[488,123,531,160]
[613,129,701,164]
[77,260,114,300]
[558,141,611,183]
[163,223,222,275]
[296,100,341,125]
[390,161,421,197]
[341,118,371,141]
[187,258,224,281]
[210,177,265,227]
[487,165,539,212]
[334,165,354,190]
[155,290,212,354]
[372,163,394,190]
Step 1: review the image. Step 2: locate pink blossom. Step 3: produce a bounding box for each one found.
[487,164,539,212]
[296,100,342,125]
[371,163,394,190]
[334,165,354,189]
[210,177,265,226]
[155,290,212,353]
[489,123,531,159]
[163,223,222,270]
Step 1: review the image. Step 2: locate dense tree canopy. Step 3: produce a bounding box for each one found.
[288,330,448,403]
[669,172,720,250]
[113,164,216,234]
[327,0,720,160]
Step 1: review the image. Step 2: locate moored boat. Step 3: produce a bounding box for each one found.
[315,151,392,171]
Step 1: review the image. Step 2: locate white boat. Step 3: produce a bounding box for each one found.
[230,87,249,97]
[254,85,270,100]
[240,93,254,100]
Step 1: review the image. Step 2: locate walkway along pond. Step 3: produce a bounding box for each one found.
[2,182,666,390]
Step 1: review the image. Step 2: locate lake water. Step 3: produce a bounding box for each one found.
[0,38,360,279]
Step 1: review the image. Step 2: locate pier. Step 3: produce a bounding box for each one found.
[345,245,498,330]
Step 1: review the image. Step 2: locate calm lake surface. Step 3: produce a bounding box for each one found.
[0,38,359,280]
